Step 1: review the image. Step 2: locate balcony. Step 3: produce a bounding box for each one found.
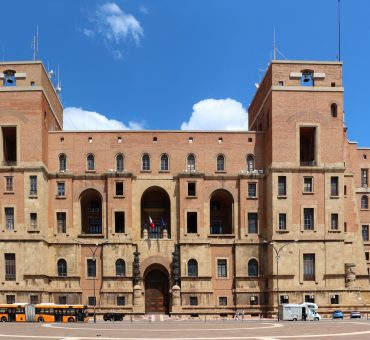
[300,161,317,167]
[1,161,17,166]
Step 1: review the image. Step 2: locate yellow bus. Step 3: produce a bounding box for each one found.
[0,303,88,323]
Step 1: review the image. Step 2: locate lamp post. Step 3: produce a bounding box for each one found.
[75,239,108,323]
[265,240,296,321]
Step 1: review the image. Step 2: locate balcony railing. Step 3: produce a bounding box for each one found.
[300,161,317,166]
[1,161,17,166]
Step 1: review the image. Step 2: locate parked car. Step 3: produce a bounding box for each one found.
[350,311,361,319]
[332,310,344,319]
[103,313,124,321]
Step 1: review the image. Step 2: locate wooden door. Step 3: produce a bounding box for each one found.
[145,269,168,314]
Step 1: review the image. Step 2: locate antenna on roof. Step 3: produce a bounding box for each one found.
[32,25,39,61]
[56,64,62,95]
[338,0,341,61]
[272,28,287,60]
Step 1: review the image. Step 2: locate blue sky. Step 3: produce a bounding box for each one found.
[1,0,370,146]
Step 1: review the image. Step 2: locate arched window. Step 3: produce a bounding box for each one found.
[87,154,95,171]
[116,259,126,277]
[59,153,67,171]
[116,154,124,171]
[301,70,314,86]
[331,103,337,118]
[361,195,369,209]
[217,154,225,171]
[142,154,150,171]
[161,154,169,171]
[57,259,67,277]
[3,70,16,87]
[248,259,258,277]
[187,154,195,171]
[188,259,198,277]
[246,154,255,172]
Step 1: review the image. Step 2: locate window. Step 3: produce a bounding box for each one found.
[188,259,198,277]
[301,70,314,86]
[188,137,193,143]
[117,296,125,306]
[216,154,225,171]
[278,176,286,196]
[6,295,15,304]
[303,208,314,230]
[116,154,124,171]
[361,169,368,187]
[187,182,196,197]
[248,183,257,198]
[88,296,96,306]
[303,254,315,281]
[331,176,339,196]
[58,296,67,305]
[115,212,125,233]
[187,154,195,171]
[362,225,369,242]
[57,182,65,197]
[30,213,37,230]
[246,154,254,172]
[250,296,258,305]
[365,252,369,261]
[304,177,313,193]
[87,154,95,171]
[304,295,315,303]
[361,195,369,209]
[344,185,347,196]
[331,213,339,230]
[248,213,258,234]
[217,259,227,278]
[278,213,287,230]
[57,259,67,277]
[115,182,124,196]
[2,126,17,165]
[57,212,66,233]
[30,176,37,195]
[280,295,289,304]
[5,207,14,230]
[5,253,16,281]
[331,294,339,304]
[219,297,227,306]
[160,154,169,171]
[87,259,96,277]
[115,259,125,277]
[331,103,337,118]
[300,127,316,166]
[59,154,67,171]
[187,212,197,233]
[3,70,16,86]
[5,176,13,192]
[248,259,258,277]
[189,296,198,306]
[142,154,150,171]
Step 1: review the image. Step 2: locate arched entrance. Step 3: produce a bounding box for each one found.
[145,266,169,314]
[210,189,234,234]
[80,189,103,234]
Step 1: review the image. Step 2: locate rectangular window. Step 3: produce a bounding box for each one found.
[30,295,39,304]
[217,259,227,278]
[5,207,14,230]
[219,297,227,306]
[303,208,314,230]
[365,252,369,261]
[330,294,339,304]
[303,254,315,281]
[187,182,196,197]
[57,212,66,233]
[303,177,313,193]
[30,213,37,230]
[115,212,125,233]
[88,296,96,306]
[331,176,339,196]
[117,296,125,306]
[5,253,16,281]
[304,295,315,303]
[248,183,257,198]
[361,169,368,187]
[87,259,96,277]
[189,296,198,306]
[331,213,339,230]
[6,295,15,304]
[187,212,197,233]
[115,182,124,196]
[280,295,289,304]
[2,126,17,164]
[250,296,258,305]
[248,213,258,234]
[300,127,316,166]
[278,213,287,230]
[362,225,369,242]
[57,182,65,197]
[5,176,13,192]
[30,176,37,195]
[58,296,67,305]
[278,176,286,196]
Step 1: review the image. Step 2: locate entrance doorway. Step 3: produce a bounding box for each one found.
[145,268,169,314]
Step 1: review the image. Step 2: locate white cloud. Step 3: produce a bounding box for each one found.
[63,107,144,131]
[83,2,144,58]
[181,98,248,131]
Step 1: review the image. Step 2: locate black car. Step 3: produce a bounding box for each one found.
[103,313,124,321]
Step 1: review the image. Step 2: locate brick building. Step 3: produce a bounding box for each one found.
[0,60,369,316]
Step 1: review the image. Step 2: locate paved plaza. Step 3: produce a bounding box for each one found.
[0,319,370,340]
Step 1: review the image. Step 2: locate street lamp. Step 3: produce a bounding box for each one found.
[265,240,297,322]
[75,239,108,323]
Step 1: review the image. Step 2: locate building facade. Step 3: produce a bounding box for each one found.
[0,60,369,316]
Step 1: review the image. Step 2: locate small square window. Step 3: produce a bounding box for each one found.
[115,182,124,196]
[219,297,227,306]
[88,137,93,143]
[330,294,339,304]
[58,296,67,304]
[188,137,193,143]
[153,137,157,142]
[188,182,196,197]
[88,296,96,306]
[30,295,39,304]
[218,137,223,143]
[189,296,198,306]
[250,296,258,305]
[117,296,126,306]
[280,295,289,304]
[6,295,15,304]
[60,137,64,143]
[30,81,35,86]
[117,137,122,143]
[331,82,336,87]
[363,154,367,160]
[304,295,315,303]
[278,81,284,86]
[248,138,252,143]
